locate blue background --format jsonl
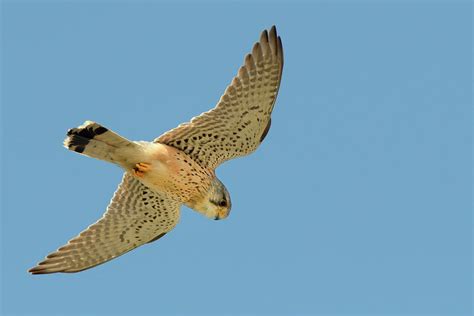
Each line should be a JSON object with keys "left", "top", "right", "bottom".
{"left": 1, "top": 1, "right": 472, "bottom": 315}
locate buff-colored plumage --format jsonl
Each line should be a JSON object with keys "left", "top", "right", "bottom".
{"left": 29, "top": 174, "right": 180, "bottom": 274}
{"left": 29, "top": 26, "right": 283, "bottom": 274}
{"left": 157, "top": 26, "right": 283, "bottom": 169}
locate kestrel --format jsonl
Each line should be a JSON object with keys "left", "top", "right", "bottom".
{"left": 29, "top": 26, "right": 283, "bottom": 274}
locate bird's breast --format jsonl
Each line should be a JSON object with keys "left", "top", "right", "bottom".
{"left": 135, "top": 142, "right": 213, "bottom": 203}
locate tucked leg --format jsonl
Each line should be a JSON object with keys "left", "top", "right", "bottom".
{"left": 133, "top": 162, "right": 152, "bottom": 178}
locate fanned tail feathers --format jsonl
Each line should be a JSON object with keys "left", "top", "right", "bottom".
{"left": 64, "top": 121, "right": 136, "bottom": 164}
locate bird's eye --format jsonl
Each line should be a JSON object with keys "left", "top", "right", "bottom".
{"left": 219, "top": 201, "right": 227, "bottom": 207}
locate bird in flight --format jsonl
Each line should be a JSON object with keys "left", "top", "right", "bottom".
{"left": 29, "top": 26, "right": 283, "bottom": 274}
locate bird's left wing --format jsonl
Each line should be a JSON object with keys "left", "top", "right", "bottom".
{"left": 29, "top": 173, "right": 181, "bottom": 274}
{"left": 155, "top": 26, "right": 283, "bottom": 170}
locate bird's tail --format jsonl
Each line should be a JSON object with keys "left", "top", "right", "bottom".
{"left": 64, "top": 121, "right": 138, "bottom": 167}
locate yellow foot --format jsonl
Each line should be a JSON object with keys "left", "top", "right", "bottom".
{"left": 133, "top": 162, "right": 152, "bottom": 178}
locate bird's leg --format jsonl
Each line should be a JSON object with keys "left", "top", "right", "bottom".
{"left": 133, "top": 162, "right": 152, "bottom": 178}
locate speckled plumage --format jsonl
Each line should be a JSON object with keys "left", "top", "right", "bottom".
{"left": 157, "top": 26, "right": 283, "bottom": 169}
{"left": 29, "top": 26, "right": 283, "bottom": 274}
{"left": 29, "top": 174, "right": 180, "bottom": 274}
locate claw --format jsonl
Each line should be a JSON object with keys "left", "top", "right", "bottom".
{"left": 133, "top": 162, "right": 151, "bottom": 178}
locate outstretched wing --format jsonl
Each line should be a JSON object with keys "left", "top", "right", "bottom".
{"left": 29, "top": 173, "right": 181, "bottom": 274}
{"left": 155, "top": 26, "right": 283, "bottom": 169}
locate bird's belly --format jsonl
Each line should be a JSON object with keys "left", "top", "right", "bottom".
{"left": 132, "top": 143, "right": 213, "bottom": 203}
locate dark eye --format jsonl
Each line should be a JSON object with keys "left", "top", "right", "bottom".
{"left": 219, "top": 201, "right": 227, "bottom": 207}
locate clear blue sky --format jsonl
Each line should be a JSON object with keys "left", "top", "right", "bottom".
{"left": 1, "top": 1, "right": 471, "bottom": 315}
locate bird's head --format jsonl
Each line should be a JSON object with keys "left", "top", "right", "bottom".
{"left": 188, "top": 177, "right": 231, "bottom": 220}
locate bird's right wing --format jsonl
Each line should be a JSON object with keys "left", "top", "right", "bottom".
{"left": 155, "top": 26, "right": 283, "bottom": 170}
{"left": 29, "top": 173, "right": 181, "bottom": 274}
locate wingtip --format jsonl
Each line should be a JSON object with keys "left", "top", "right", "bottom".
{"left": 28, "top": 259, "right": 52, "bottom": 274}
{"left": 277, "top": 36, "right": 284, "bottom": 65}
{"left": 260, "top": 29, "right": 269, "bottom": 43}
{"left": 28, "top": 262, "right": 66, "bottom": 275}
{"left": 260, "top": 26, "right": 278, "bottom": 43}
{"left": 28, "top": 265, "right": 50, "bottom": 275}
{"left": 269, "top": 25, "right": 277, "bottom": 39}
{"left": 252, "top": 42, "right": 264, "bottom": 62}
{"left": 244, "top": 53, "right": 256, "bottom": 70}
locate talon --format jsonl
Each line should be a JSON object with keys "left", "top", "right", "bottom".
{"left": 133, "top": 162, "right": 151, "bottom": 178}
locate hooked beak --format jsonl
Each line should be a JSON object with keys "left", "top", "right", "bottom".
{"left": 214, "top": 208, "right": 230, "bottom": 220}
